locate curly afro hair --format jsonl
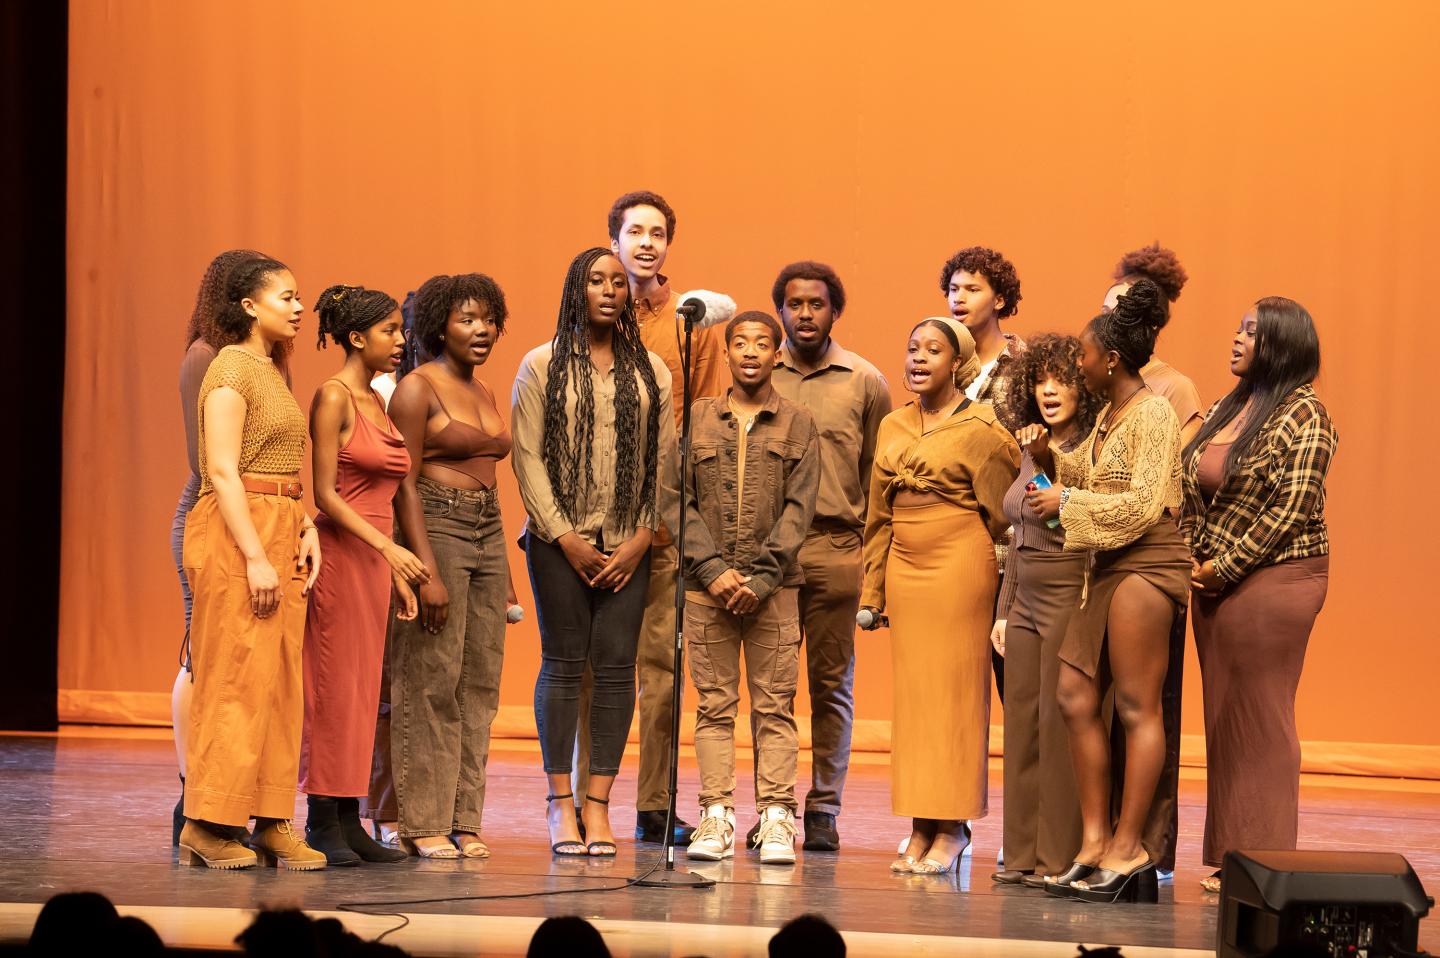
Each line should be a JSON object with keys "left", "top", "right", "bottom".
{"left": 1003, "top": 333, "right": 1105, "bottom": 438}
{"left": 1087, "top": 277, "right": 1170, "bottom": 372}
{"left": 1113, "top": 242, "right": 1188, "bottom": 303}
{"left": 937, "top": 246, "right": 1022, "bottom": 318}
{"left": 411, "top": 273, "right": 508, "bottom": 358}
{"left": 770, "top": 261, "right": 846, "bottom": 316}
{"left": 607, "top": 190, "right": 677, "bottom": 242}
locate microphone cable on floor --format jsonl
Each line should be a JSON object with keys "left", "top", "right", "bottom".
{"left": 336, "top": 852, "right": 671, "bottom": 944}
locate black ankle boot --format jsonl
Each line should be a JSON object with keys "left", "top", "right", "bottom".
{"left": 305, "top": 796, "right": 361, "bottom": 866}
{"left": 337, "top": 797, "right": 406, "bottom": 863}
{"left": 173, "top": 774, "right": 185, "bottom": 846}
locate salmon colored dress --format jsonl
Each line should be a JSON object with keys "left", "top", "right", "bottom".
{"left": 300, "top": 385, "right": 410, "bottom": 798}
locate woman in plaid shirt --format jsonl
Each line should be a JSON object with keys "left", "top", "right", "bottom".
{"left": 1182, "top": 297, "right": 1336, "bottom": 894}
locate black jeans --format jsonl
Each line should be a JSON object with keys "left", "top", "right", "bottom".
{"left": 526, "top": 531, "right": 651, "bottom": 777}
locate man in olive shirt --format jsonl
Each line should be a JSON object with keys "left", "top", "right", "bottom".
{"left": 757, "top": 261, "right": 891, "bottom": 850}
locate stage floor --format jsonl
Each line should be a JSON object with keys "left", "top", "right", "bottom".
{"left": 0, "top": 729, "right": 1436, "bottom": 956}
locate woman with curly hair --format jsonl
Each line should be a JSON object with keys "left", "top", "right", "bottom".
{"left": 169, "top": 248, "right": 265, "bottom": 846}
{"left": 1018, "top": 280, "right": 1190, "bottom": 903}
{"left": 298, "top": 284, "right": 422, "bottom": 866}
{"left": 860, "top": 318, "right": 1019, "bottom": 875}
{"left": 511, "top": 247, "right": 674, "bottom": 857}
{"left": 179, "top": 255, "right": 325, "bottom": 870}
{"left": 989, "top": 335, "right": 1103, "bottom": 888}
{"left": 386, "top": 272, "right": 515, "bottom": 859}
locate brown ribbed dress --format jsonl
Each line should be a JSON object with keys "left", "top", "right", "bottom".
{"left": 862, "top": 400, "right": 1020, "bottom": 820}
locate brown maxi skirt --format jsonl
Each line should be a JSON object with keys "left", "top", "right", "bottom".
{"left": 887, "top": 501, "right": 995, "bottom": 820}
{"left": 1193, "top": 554, "right": 1329, "bottom": 866}
{"left": 182, "top": 489, "right": 309, "bottom": 825}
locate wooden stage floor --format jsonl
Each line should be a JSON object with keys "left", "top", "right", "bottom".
{"left": 0, "top": 729, "right": 1436, "bottom": 956}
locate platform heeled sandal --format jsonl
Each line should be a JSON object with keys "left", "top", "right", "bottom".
{"left": 1043, "top": 860, "right": 1100, "bottom": 898}
{"left": 547, "top": 793, "right": 588, "bottom": 857}
{"left": 1070, "top": 858, "right": 1159, "bottom": 904}
{"left": 583, "top": 795, "right": 617, "bottom": 857}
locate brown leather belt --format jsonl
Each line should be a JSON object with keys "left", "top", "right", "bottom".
{"left": 241, "top": 476, "right": 304, "bottom": 499}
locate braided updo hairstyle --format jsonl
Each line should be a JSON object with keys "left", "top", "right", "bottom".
{"left": 314, "top": 284, "right": 399, "bottom": 351}
{"left": 542, "top": 247, "right": 662, "bottom": 532}
{"left": 186, "top": 249, "right": 264, "bottom": 348}
{"left": 1086, "top": 277, "right": 1169, "bottom": 373}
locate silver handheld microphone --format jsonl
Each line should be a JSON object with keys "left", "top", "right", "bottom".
{"left": 855, "top": 609, "right": 889, "bottom": 631}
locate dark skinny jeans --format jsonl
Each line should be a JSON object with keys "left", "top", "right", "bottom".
{"left": 525, "top": 531, "right": 650, "bottom": 777}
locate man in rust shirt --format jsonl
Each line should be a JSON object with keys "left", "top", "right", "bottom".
{"left": 760, "top": 261, "right": 890, "bottom": 852}
{"left": 571, "top": 190, "right": 727, "bottom": 845}
{"left": 682, "top": 310, "right": 819, "bottom": 865}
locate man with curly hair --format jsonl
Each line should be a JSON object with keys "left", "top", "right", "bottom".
{"left": 939, "top": 246, "right": 1028, "bottom": 715}
{"left": 939, "top": 246, "right": 1027, "bottom": 427}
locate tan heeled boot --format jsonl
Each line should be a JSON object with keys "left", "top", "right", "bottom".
{"left": 250, "top": 819, "right": 327, "bottom": 871}
{"left": 178, "top": 820, "right": 257, "bottom": 869}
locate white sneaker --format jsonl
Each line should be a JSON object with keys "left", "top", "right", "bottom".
{"left": 686, "top": 804, "right": 735, "bottom": 861}
{"left": 755, "top": 806, "right": 797, "bottom": 865}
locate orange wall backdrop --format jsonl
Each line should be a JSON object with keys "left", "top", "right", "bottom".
{"left": 63, "top": 2, "right": 1440, "bottom": 769}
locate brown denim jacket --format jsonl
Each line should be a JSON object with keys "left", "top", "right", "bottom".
{"left": 683, "top": 388, "right": 820, "bottom": 601}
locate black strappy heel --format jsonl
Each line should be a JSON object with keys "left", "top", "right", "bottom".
{"left": 583, "top": 795, "right": 617, "bottom": 857}
{"left": 546, "top": 793, "right": 588, "bottom": 857}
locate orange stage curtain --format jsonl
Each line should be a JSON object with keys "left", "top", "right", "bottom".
{"left": 62, "top": 1, "right": 1440, "bottom": 777}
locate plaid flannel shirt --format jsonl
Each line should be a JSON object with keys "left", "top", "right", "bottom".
{"left": 1180, "top": 385, "right": 1336, "bottom": 584}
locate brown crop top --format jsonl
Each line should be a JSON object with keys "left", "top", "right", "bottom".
{"left": 414, "top": 371, "right": 512, "bottom": 486}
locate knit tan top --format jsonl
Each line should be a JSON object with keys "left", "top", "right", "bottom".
{"left": 1054, "top": 394, "right": 1182, "bottom": 552}
{"left": 196, "top": 346, "right": 307, "bottom": 497}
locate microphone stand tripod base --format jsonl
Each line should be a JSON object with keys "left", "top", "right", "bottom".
{"left": 634, "top": 866, "right": 716, "bottom": 889}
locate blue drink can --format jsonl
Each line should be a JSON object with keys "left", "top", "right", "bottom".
{"left": 1030, "top": 472, "right": 1062, "bottom": 529}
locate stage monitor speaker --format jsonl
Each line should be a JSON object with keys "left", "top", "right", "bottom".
{"left": 1218, "top": 850, "right": 1432, "bottom": 958}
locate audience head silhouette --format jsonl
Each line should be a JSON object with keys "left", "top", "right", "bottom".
{"left": 527, "top": 915, "right": 612, "bottom": 958}
{"left": 770, "top": 913, "right": 846, "bottom": 957}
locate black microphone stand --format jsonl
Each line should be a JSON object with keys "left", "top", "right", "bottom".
{"left": 635, "top": 305, "right": 714, "bottom": 890}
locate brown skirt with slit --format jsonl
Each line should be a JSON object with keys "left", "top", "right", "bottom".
{"left": 1059, "top": 521, "right": 1191, "bottom": 678}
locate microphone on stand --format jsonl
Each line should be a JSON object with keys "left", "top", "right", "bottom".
{"left": 675, "top": 290, "right": 736, "bottom": 330}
